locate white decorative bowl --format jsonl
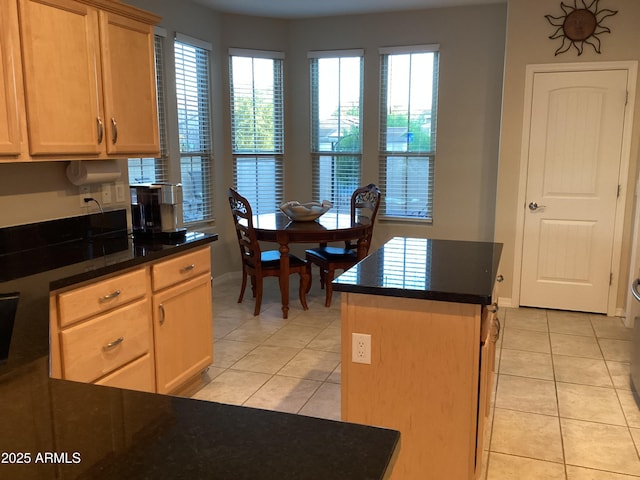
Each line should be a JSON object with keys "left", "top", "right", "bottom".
{"left": 279, "top": 200, "right": 332, "bottom": 222}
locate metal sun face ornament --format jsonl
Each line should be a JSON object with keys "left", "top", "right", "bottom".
{"left": 545, "top": 0, "right": 618, "bottom": 56}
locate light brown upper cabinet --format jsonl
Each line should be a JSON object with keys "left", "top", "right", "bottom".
{"left": 99, "top": 10, "right": 160, "bottom": 155}
{"left": 16, "top": 0, "right": 160, "bottom": 159}
{"left": 0, "top": 1, "right": 27, "bottom": 160}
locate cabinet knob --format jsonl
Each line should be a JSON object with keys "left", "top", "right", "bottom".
{"left": 496, "top": 274, "right": 504, "bottom": 283}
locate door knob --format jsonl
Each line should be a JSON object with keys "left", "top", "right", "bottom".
{"left": 528, "top": 202, "right": 546, "bottom": 211}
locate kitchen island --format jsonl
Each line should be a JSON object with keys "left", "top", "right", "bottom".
{"left": 0, "top": 211, "right": 399, "bottom": 479}
{"left": 334, "top": 236, "right": 502, "bottom": 480}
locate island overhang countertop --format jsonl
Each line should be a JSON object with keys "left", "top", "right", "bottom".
{"left": 333, "top": 236, "right": 503, "bottom": 305}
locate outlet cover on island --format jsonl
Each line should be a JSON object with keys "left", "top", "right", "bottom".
{"left": 352, "top": 333, "right": 371, "bottom": 364}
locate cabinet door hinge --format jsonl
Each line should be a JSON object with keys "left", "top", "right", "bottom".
{"left": 610, "top": 272, "right": 613, "bottom": 285}
{"left": 617, "top": 185, "right": 622, "bottom": 198}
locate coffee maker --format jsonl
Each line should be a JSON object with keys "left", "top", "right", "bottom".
{"left": 130, "top": 183, "right": 186, "bottom": 240}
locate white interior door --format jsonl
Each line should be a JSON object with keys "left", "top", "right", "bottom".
{"left": 520, "top": 69, "right": 628, "bottom": 314}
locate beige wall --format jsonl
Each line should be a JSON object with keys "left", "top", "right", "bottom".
{"left": 496, "top": 0, "right": 640, "bottom": 310}
{"left": 1, "top": 0, "right": 506, "bottom": 280}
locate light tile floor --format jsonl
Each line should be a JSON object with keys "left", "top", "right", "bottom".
{"left": 193, "top": 276, "right": 640, "bottom": 479}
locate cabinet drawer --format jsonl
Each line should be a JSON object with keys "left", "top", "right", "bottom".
{"left": 95, "top": 352, "right": 155, "bottom": 393}
{"left": 60, "top": 298, "right": 151, "bottom": 383}
{"left": 57, "top": 268, "right": 147, "bottom": 327}
{"left": 152, "top": 247, "right": 211, "bottom": 292}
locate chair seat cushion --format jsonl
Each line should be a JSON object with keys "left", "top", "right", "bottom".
{"left": 305, "top": 246, "right": 358, "bottom": 262}
{"left": 260, "top": 250, "right": 307, "bottom": 268}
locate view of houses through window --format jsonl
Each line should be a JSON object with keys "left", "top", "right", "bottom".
{"left": 379, "top": 45, "right": 439, "bottom": 221}
{"left": 310, "top": 51, "right": 363, "bottom": 214}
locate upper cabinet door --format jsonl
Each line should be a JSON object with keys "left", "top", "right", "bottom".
{"left": 18, "top": 0, "right": 103, "bottom": 156}
{"left": 0, "top": 1, "right": 26, "bottom": 158}
{"left": 99, "top": 11, "right": 159, "bottom": 156}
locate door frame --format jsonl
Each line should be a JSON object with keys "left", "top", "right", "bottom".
{"left": 512, "top": 61, "right": 637, "bottom": 316}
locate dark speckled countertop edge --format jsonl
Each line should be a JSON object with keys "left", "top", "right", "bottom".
{"left": 49, "top": 233, "right": 218, "bottom": 291}
{"left": 335, "top": 284, "right": 494, "bottom": 305}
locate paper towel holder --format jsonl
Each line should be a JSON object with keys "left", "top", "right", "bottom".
{"left": 66, "top": 160, "right": 122, "bottom": 186}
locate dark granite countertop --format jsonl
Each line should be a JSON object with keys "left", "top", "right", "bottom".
{"left": 333, "top": 236, "right": 503, "bottom": 305}
{"left": 0, "top": 211, "right": 399, "bottom": 479}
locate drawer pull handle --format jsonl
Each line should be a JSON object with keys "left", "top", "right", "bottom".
{"left": 103, "top": 336, "right": 124, "bottom": 350}
{"left": 159, "top": 304, "right": 166, "bottom": 325}
{"left": 181, "top": 264, "right": 195, "bottom": 273}
{"left": 99, "top": 290, "right": 121, "bottom": 303}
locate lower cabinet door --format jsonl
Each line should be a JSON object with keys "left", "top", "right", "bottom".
{"left": 95, "top": 353, "right": 155, "bottom": 393}
{"left": 153, "top": 273, "right": 213, "bottom": 394}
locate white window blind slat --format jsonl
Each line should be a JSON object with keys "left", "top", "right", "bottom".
{"left": 230, "top": 51, "right": 284, "bottom": 214}
{"left": 310, "top": 54, "right": 363, "bottom": 215}
{"left": 379, "top": 48, "right": 439, "bottom": 221}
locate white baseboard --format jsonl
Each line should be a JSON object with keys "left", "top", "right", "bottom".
{"left": 498, "top": 297, "right": 514, "bottom": 309}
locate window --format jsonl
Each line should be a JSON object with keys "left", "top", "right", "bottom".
{"left": 309, "top": 50, "right": 363, "bottom": 214}
{"left": 379, "top": 45, "right": 439, "bottom": 221}
{"left": 128, "top": 32, "right": 168, "bottom": 185}
{"left": 175, "top": 34, "right": 213, "bottom": 224}
{"left": 229, "top": 49, "right": 284, "bottom": 214}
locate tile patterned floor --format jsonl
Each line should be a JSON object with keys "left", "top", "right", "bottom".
{"left": 194, "top": 275, "right": 640, "bottom": 479}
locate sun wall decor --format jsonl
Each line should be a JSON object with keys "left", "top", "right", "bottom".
{"left": 545, "top": 0, "right": 618, "bottom": 56}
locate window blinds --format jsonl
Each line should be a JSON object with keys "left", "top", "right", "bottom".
{"left": 175, "top": 36, "right": 213, "bottom": 224}
{"left": 378, "top": 46, "right": 439, "bottom": 221}
{"left": 230, "top": 51, "right": 284, "bottom": 214}
{"left": 309, "top": 53, "right": 363, "bottom": 215}
{"left": 128, "top": 33, "right": 168, "bottom": 185}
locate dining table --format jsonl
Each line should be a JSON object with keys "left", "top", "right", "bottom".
{"left": 251, "top": 211, "right": 373, "bottom": 318}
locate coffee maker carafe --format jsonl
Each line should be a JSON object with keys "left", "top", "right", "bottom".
{"left": 131, "top": 183, "right": 186, "bottom": 240}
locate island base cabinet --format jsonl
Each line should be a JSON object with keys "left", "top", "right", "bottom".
{"left": 341, "top": 293, "right": 485, "bottom": 480}
{"left": 153, "top": 273, "right": 213, "bottom": 395}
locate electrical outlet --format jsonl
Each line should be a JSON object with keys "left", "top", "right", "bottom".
{"left": 352, "top": 333, "right": 371, "bottom": 364}
{"left": 79, "top": 185, "right": 91, "bottom": 208}
{"left": 101, "top": 183, "right": 112, "bottom": 205}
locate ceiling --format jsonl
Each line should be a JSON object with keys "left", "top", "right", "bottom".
{"left": 190, "top": 0, "right": 505, "bottom": 19}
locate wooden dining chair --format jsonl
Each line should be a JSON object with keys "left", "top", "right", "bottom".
{"left": 305, "top": 184, "right": 381, "bottom": 307}
{"left": 228, "top": 188, "right": 310, "bottom": 316}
